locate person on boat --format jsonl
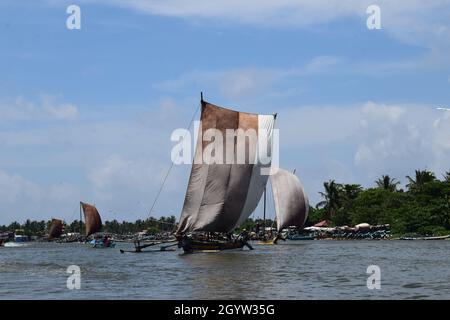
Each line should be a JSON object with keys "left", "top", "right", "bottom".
{"left": 103, "top": 235, "right": 110, "bottom": 247}
{"left": 240, "top": 229, "right": 249, "bottom": 242}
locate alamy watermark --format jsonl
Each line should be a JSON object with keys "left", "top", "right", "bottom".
{"left": 366, "top": 265, "right": 381, "bottom": 289}
{"left": 366, "top": 5, "right": 382, "bottom": 30}
{"left": 66, "top": 5, "right": 81, "bottom": 30}
{"left": 67, "top": 265, "right": 81, "bottom": 290}
{"left": 170, "top": 121, "right": 279, "bottom": 175}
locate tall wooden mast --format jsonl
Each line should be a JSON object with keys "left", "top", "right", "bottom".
{"left": 79, "top": 202, "right": 82, "bottom": 235}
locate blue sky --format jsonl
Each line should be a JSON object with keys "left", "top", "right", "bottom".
{"left": 1, "top": 0, "right": 450, "bottom": 224}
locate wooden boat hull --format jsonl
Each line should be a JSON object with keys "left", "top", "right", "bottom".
{"left": 257, "top": 239, "right": 275, "bottom": 245}
{"left": 180, "top": 239, "right": 246, "bottom": 253}
{"left": 120, "top": 248, "right": 176, "bottom": 254}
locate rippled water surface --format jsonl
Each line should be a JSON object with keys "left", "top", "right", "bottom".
{"left": 1, "top": 241, "right": 449, "bottom": 299}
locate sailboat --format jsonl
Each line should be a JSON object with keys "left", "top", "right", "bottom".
{"left": 257, "top": 169, "right": 309, "bottom": 244}
{"left": 270, "top": 168, "right": 309, "bottom": 243}
{"left": 79, "top": 202, "right": 114, "bottom": 248}
{"left": 80, "top": 202, "right": 102, "bottom": 237}
{"left": 48, "top": 219, "right": 64, "bottom": 240}
{"left": 175, "top": 96, "right": 276, "bottom": 253}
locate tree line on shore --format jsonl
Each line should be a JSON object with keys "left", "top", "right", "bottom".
{"left": 307, "top": 170, "right": 450, "bottom": 236}
{"left": 1, "top": 170, "right": 449, "bottom": 237}
{"left": 0, "top": 216, "right": 177, "bottom": 237}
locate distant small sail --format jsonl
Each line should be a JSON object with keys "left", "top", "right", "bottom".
{"left": 48, "top": 219, "right": 63, "bottom": 239}
{"left": 176, "top": 100, "right": 275, "bottom": 234}
{"left": 81, "top": 202, "right": 102, "bottom": 236}
{"left": 271, "top": 168, "right": 309, "bottom": 232}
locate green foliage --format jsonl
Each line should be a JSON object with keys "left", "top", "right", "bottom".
{"left": 406, "top": 169, "right": 437, "bottom": 193}
{"left": 316, "top": 171, "right": 450, "bottom": 236}
{"left": 305, "top": 207, "right": 325, "bottom": 226}
{"left": 375, "top": 175, "right": 400, "bottom": 192}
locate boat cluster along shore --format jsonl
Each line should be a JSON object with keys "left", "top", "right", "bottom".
{"left": 1, "top": 97, "right": 450, "bottom": 252}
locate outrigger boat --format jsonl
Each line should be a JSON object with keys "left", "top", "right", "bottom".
{"left": 120, "top": 240, "right": 178, "bottom": 254}
{"left": 79, "top": 202, "right": 116, "bottom": 248}
{"left": 175, "top": 95, "right": 275, "bottom": 253}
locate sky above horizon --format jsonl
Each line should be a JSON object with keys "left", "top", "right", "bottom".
{"left": 1, "top": 0, "right": 450, "bottom": 224}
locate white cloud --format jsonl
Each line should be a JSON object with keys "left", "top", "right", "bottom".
{"left": 0, "top": 97, "right": 193, "bottom": 223}
{"left": 0, "top": 95, "right": 78, "bottom": 122}
{"left": 0, "top": 169, "right": 79, "bottom": 223}
{"left": 0, "top": 170, "right": 40, "bottom": 205}
{"left": 278, "top": 101, "right": 450, "bottom": 200}
{"left": 154, "top": 56, "right": 341, "bottom": 100}
{"left": 155, "top": 68, "right": 284, "bottom": 99}
{"left": 34, "top": 1, "right": 450, "bottom": 59}
{"left": 154, "top": 52, "right": 440, "bottom": 102}
{"left": 90, "top": 0, "right": 450, "bottom": 50}
{"left": 41, "top": 95, "right": 78, "bottom": 120}
{"left": 88, "top": 154, "right": 163, "bottom": 201}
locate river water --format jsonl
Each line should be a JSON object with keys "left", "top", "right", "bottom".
{"left": 1, "top": 240, "right": 449, "bottom": 299}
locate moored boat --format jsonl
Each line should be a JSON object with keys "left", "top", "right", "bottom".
{"left": 287, "top": 234, "right": 315, "bottom": 240}
{"left": 400, "top": 235, "right": 450, "bottom": 240}
{"left": 90, "top": 238, "right": 116, "bottom": 248}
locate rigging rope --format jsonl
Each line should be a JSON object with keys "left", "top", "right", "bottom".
{"left": 147, "top": 101, "right": 201, "bottom": 220}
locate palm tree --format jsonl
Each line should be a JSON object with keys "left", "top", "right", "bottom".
{"left": 375, "top": 175, "right": 400, "bottom": 192}
{"left": 406, "top": 169, "right": 436, "bottom": 192}
{"left": 443, "top": 171, "right": 450, "bottom": 182}
{"left": 342, "top": 184, "right": 363, "bottom": 201}
{"left": 316, "top": 180, "right": 342, "bottom": 220}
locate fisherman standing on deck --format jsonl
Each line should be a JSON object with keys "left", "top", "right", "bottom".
{"left": 240, "top": 229, "right": 249, "bottom": 242}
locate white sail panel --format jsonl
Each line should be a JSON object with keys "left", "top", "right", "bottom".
{"left": 271, "top": 168, "right": 309, "bottom": 232}
{"left": 234, "top": 114, "right": 275, "bottom": 228}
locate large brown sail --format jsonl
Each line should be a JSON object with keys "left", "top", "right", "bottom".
{"left": 177, "top": 100, "right": 275, "bottom": 234}
{"left": 48, "top": 219, "right": 63, "bottom": 239}
{"left": 81, "top": 202, "right": 102, "bottom": 236}
{"left": 271, "top": 168, "right": 309, "bottom": 232}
